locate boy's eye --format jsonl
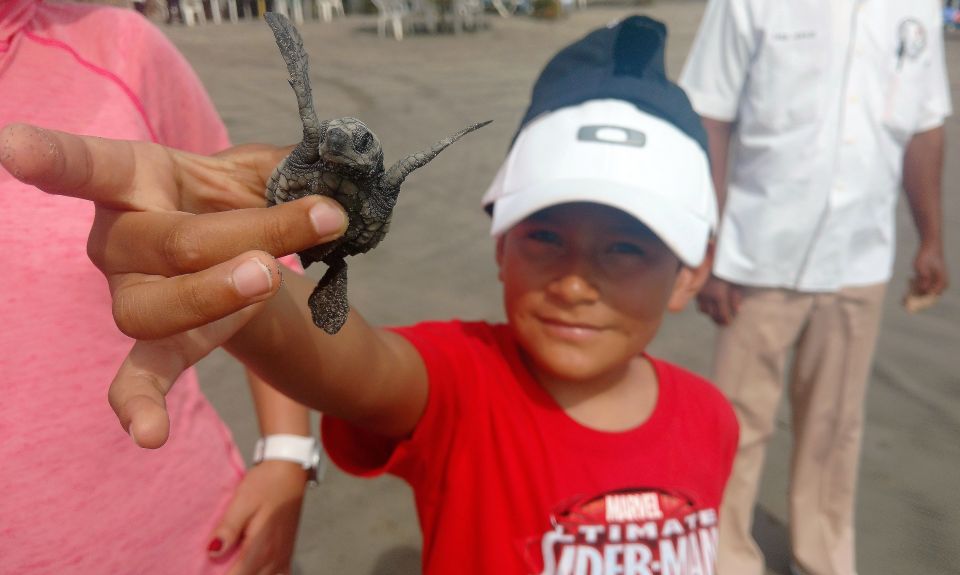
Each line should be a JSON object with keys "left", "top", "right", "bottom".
{"left": 527, "top": 229, "right": 562, "bottom": 245}
{"left": 608, "top": 242, "right": 646, "bottom": 256}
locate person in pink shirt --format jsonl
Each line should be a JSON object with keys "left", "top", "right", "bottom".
{"left": 0, "top": 2, "right": 314, "bottom": 573}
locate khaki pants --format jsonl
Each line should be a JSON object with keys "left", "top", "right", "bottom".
{"left": 714, "top": 284, "right": 886, "bottom": 575}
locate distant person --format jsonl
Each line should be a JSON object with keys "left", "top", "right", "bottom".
{"left": 3, "top": 16, "right": 738, "bottom": 574}
{"left": 679, "top": 2, "right": 951, "bottom": 574}
{"left": 0, "top": 1, "right": 315, "bottom": 573}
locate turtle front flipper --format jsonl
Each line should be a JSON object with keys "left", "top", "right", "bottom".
{"left": 381, "top": 120, "right": 492, "bottom": 191}
{"left": 308, "top": 257, "right": 350, "bottom": 334}
{"left": 265, "top": 13, "right": 322, "bottom": 154}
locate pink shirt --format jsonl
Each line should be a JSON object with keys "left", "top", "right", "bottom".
{"left": 0, "top": 2, "right": 244, "bottom": 572}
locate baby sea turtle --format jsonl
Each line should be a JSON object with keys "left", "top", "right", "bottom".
{"left": 264, "top": 13, "right": 490, "bottom": 334}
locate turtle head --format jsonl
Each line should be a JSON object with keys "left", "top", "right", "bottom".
{"left": 319, "top": 117, "right": 384, "bottom": 176}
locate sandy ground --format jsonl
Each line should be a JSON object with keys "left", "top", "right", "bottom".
{"left": 161, "top": 3, "right": 960, "bottom": 573}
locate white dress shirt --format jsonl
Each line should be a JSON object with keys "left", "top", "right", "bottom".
{"left": 679, "top": 0, "right": 952, "bottom": 291}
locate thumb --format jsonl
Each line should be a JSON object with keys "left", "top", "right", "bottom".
{"left": 729, "top": 285, "right": 743, "bottom": 316}
{"left": 108, "top": 305, "right": 264, "bottom": 449}
{"left": 107, "top": 339, "right": 184, "bottom": 449}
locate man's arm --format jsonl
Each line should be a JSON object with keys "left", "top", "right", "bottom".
{"left": 902, "top": 126, "right": 949, "bottom": 295}
{"left": 696, "top": 116, "right": 742, "bottom": 326}
{"left": 702, "top": 117, "right": 734, "bottom": 214}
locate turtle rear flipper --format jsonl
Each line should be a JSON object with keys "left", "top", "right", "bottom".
{"left": 308, "top": 258, "right": 350, "bottom": 334}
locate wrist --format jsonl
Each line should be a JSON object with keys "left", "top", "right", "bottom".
{"left": 252, "top": 434, "right": 325, "bottom": 486}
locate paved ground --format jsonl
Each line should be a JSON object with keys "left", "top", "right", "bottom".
{"left": 163, "top": 3, "right": 960, "bottom": 573}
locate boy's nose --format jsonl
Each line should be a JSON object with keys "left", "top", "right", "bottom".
{"left": 546, "top": 258, "right": 600, "bottom": 304}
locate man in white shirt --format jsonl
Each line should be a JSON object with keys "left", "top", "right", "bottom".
{"left": 679, "top": 2, "right": 951, "bottom": 574}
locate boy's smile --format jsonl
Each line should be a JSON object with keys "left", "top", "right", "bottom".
{"left": 497, "top": 202, "right": 698, "bottom": 394}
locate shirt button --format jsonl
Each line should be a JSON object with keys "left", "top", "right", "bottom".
{"left": 849, "top": 95, "right": 861, "bottom": 105}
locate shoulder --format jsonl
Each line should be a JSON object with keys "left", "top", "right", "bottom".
{"left": 392, "top": 319, "right": 500, "bottom": 345}
{"left": 35, "top": 2, "right": 168, "bottom": 51}
{"left": 30, "top": 2, "right": 182, "bottom": 85}
{"left": 391, "top": 320, "right": 505, "bottom": 365}
{"left": 653, "top": 358, "right": 738, "bottom": 435}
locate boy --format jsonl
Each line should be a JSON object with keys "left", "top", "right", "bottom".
{"left": 1, "top": 15, "right": 737, "bottom": 574}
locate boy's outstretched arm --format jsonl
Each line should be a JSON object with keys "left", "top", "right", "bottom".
{"left": 228, "top": 275, "right": 429, "bottom": 439}
{"left": 0, "top": 123, "right": 428, "bottom": 447}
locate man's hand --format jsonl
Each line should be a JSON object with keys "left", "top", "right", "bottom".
{"left": 912, "top": 243, "right": 949, "bottom": 296}
{"left": 0, "top": 123, "right": 347, "bottom": 448}
{"left": 696, "top": 275, "right": 743, "bottom": 326}
{"left": 208, "top": 462, "right": 308, "bottom": 575}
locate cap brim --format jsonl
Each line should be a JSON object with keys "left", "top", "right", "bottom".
{"left": 490, "top": 179, "right": 711, "bottom": 267}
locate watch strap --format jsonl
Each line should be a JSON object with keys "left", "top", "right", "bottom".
{"left": 253, "top": 434, "right": 323, "bottom": 484}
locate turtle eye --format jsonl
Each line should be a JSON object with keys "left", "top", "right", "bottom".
{"left": 355, "top": 131, "right": 372, "bottom": 154}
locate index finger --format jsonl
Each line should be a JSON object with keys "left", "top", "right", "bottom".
{"left": 0, "top": 123, "right": 156, "bottom": 208}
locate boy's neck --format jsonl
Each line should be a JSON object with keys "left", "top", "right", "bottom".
{"left": 531, "top": 355, "right": 660, "bottom": 433}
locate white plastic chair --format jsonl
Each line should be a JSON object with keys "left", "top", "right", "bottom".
{"left": 371, "top": 0, "right": 408, "bottom": 40}
{"left": 181, "top": 0, "right": 206, "bottom": 25}
{"left": 221, "top": 0, "right": 240, "bottom": 22}
{"left": 451, "top": 0, "right": 483, "bottom": 33}
{"left": 408, "top": 0, "right": 438, "bottom": 33}
{"left": 273, "top": 0, "right": 304, "bottom": 24}
{"left": 307, "top": 0, "right": 344, "bottom": 22}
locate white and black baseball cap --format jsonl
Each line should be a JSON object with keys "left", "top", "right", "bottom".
{"left": 482, "top": 16, "right": 717, "bottom": 267}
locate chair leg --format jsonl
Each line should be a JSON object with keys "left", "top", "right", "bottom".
{"left": 321, "top": 2, "right": 332, "bottom": 21}
{"left": 210, "top": 0, "right": 223, "bottom": 23}
{"left": 392, "top": 15, "right": 403, "bottom": 40}
{"left": 228, "top": 0, "right": 238, "bottom": 21}
{"left": 378, "top": 15, "right": 387, "bottom": 37}
{"left": 292, "top": 0, "right": 304, "bottom": 22}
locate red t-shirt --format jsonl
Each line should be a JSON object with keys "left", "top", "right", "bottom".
{"left": 323, "top": 321, "right": 739, "bottom": 575}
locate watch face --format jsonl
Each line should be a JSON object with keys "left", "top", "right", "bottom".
{"left": 308, "top": 443, "right": 324, "bottom": 484}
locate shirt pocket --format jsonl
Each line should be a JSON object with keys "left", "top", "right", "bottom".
{"left": 881, "top": 51, "right": 928, "bottom": 142}
{"left": 744, "top": 23, "right": 828, "bottom": 132}
{"left": 875, "top": 13, "right": 935, "bottom": 141}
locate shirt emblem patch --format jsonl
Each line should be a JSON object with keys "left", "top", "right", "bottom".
{"left": 897, "top": 19, "right": 927, "bottom": 62}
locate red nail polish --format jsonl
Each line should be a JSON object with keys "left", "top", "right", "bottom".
{"left": 208, "top": 538, "right": 223, "bottom": 553}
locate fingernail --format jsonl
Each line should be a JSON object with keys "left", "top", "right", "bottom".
{"left": 207, "top": 537, "right": 223, "bottom": 554}
{"left": 129, "top": 426, "right": 138, "bottom": 446}
{"left": 310, "top": 201, "right": 345, "bottom": 235}
{"left": 232, "top": 259, "right": 273, "bottom": 298}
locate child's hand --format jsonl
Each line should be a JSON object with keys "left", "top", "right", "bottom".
{"left": 208, "top": 461, "right": 308, "bottom": 575}
{"left": 0, "top": 123, "right": 347, "bottom": 447}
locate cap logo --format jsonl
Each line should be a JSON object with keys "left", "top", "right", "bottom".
{"left": 577, "top": 125, "right": 646, "bottom": 148}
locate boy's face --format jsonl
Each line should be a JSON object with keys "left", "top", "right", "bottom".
{"left": 496, "top": 202, "right": 704, "bottom": 385}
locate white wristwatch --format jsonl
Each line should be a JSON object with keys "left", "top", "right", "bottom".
{"left": 253, "top": 434, "right": 325, "bottom": 486}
